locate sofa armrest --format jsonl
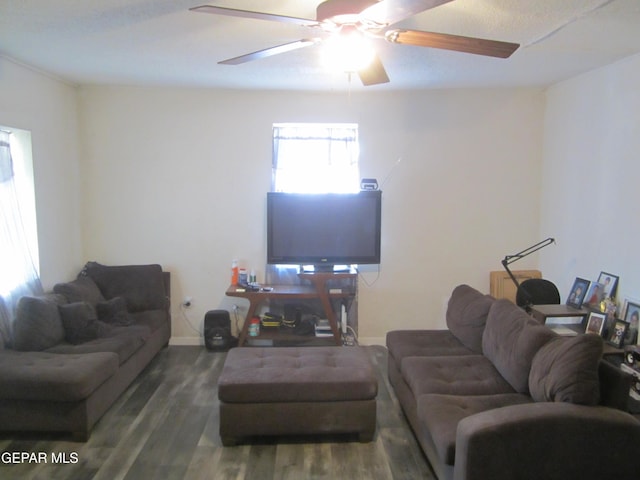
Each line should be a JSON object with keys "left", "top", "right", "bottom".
{"left": 599, "top": 358, "right": 632, "bottom": 410}
{"left": 454, "top": 402, "right": 640, "bottom": 480}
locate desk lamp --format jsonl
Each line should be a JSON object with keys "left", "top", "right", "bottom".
{"left": 501, "top": 238, "right": 556, "bottom": 309}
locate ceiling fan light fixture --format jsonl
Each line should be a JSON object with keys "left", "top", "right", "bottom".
{"left": 316, "top": 0, "right": 378, "bottom": 23}
{"left": 321, "top": 28, "right": 375, "bottom": 73}
{"left": 191, "top": 0, "right": 519, "bottom": 85}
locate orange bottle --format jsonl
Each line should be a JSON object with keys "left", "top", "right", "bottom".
{"left": 231, "top": 260, "right": 239, "bottom": 285}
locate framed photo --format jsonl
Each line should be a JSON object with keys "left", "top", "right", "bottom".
{"left": 622, "top": 299, "right": 640, "bottom": 345}
{"left": 566, "top": 277, "right": 589, "bottom": 308}
{"left": 607, "top": 319, "right": 629, "bottom": 348}
{"left": 597, "top": 272, "right": 619, "bottom": 299}
{"left": 585, "top": 312, "right": 605, "bottom": 336}
{"left": 584, "top": 281, "right": 606, "bottom": 307}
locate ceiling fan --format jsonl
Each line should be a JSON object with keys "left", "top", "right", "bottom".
{"left": 190, "top": 0, "right": 519, "bottom": 86}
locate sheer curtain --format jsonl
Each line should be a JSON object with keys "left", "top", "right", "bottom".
{"left": 272, "top": 124, "right": 360, "bottom": 193}
{"left": 0, "top": 130, "right": 42, "bottom": 346}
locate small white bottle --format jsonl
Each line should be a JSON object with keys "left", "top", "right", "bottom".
{"left": 239, "top": 268, "right": 248, "bottom": 285}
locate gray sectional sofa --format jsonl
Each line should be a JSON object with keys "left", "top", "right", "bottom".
{"left": 0, "top": 263, "right": 171, "bottom": 440}
{"left": 387, "top": 284, "right": 640, "bottom": 480}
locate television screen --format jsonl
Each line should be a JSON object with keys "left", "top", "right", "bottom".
{"left": 267, "top": 191, "right": 382, "bottom": 267}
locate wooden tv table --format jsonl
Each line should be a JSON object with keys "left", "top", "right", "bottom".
{"left": 226, "top": 271, "right": 356, "bottom": 346}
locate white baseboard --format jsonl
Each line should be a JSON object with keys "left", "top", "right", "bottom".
{"left": 169, "top": 336, "right": 202, "bottom": 346}
{"left": 358, "top": 337, "right": 385, "bottom": 346}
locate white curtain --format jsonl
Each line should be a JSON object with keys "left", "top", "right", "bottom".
{"left": 272, "top": 124, "right": 360, "bottom": 193}
{"left": 0, "top": 130, "right": 42, "bottom": 346}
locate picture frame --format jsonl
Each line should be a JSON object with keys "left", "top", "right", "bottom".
{"left": 566, "top": 277, "right": 589, "bottom": 308}
{"left": 607, "top": 319, "right": 629, "bottom": 348}
{"left": 584, "top": 281, "right": 606, "bottom": 307}
{"left": 622, "top": 299, "right": 640, "bottom": 345}
{"left": 585, "top": 311, "right": 605, "bottom": 336}
{"left": 597, "top": 272, "right": 619, "bottom": 299}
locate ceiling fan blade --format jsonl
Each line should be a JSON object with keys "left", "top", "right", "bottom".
{"left": 385, "top": 29, "right": 519, "bottom": 58}
{"left": 218, "top": 39, "right": 319, "bottom": 65}
{"left": 358, "top": 53, "right": 390, "bottom": 86}
{"left": 190, "top": 5, "right": 318, "bottom": 27}
{"left": 361, "top": 0, "right": 453, "bottom": 26}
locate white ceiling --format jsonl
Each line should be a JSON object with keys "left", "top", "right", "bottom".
{"left": 1, "top": 0, "right": 640, "bottom": 91}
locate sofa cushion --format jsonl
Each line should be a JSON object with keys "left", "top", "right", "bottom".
{"left": 529, "top": 334, "right": 603, "bottom": 405}
{"left": 13, "top": 294, "right": 67, "bottom": 351}
{"left": 418, "top": 393, "right": 532, "bottom": 465}
{"left": 96, "top": 296, "right": 135, "bottom": 326}
{"left": 53, "top": 275, "right": 105, "bottom": 306}
{"left": 45, "top": 325, "right": 151, "bottom": 365}
{"left": 131, "top": 309, "right": 168, "bottom": 333}
{"left": 446, "top": 285, "right": 494, "bottom": 354}
{"left": 482, "top": 299, "right": 556, "bottom": 393}
{"left": 400, "top": 355, "right": 515, "bottom": 397}
{"left": 0, "top": 350, "right": 119, "bottom": 402}
{"left": 218, "top": 346, "right": 377, "bottom": 403}
{"left": 58, "top": 302, "right": 113, "bottom": 345}
{"left": 386, "top": 330, "right": 474, "bottom": 363}
{"left": 82, "top": 262, "right": 166, "bottom": 312}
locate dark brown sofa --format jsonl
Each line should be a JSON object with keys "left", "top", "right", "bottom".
{"left": 387, "top": 284, "right": 640, "bottom": 480}
{"left": 0, "top": 263, "right": 171, "bottom": 440}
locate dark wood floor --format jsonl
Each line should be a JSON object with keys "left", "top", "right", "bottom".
{"left": 0, "top": 345, "right": 435, "bottom": 480}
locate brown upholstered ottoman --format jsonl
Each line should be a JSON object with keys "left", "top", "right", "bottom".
{"left": 218, "top": 346, "right": 378, "bottom": 446}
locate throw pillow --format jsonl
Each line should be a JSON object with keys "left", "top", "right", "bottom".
{"left": 529, "top": 334, "right": 603, "bottom": 405}
{"left": 53, "top": 275, "right": 105, "bottom": 305}
{"left": 446, "top": 284, "right": 494, "bottom": 354}
{"left": 482, "top": 299, "right": 556, "bottom": 393}
{"left": 58, "top": 302, "right": 113, "bottom": 345}
{"left": 13, "top": 295, "right": 67, "bottom": 351}
{"left": 96, "top": 296, "right": 135, "bottom": 326}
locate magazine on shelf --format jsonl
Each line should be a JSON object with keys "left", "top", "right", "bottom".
{"left": 315, "top": 319, "right": 333, "bottom": 337}
{"left": 621, "top": 363, "right": 640, "bottom": 401}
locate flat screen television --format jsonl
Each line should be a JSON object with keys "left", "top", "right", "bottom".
{"left": 267, "top": 191, "right": 382, "bottom": 269}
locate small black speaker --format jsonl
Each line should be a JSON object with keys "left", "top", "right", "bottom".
{"left": 204, "top": 310, "right": 237, "bottom": 352}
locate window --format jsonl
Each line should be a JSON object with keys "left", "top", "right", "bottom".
{"left": 272, "top": 123, "right": 360, "bottom": 193}
{"left": 0, "top": 127, "right": 41, "bottom": 342}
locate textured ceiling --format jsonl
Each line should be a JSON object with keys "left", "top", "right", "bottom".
{"left": 1, "top": 0, "right": 640, "bottom": 91}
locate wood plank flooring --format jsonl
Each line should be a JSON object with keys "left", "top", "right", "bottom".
{"left": 0, "top": 346, "right": 435, "bottom": 480}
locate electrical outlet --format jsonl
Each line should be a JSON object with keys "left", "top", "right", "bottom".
{"left": 182, "top": 296, "right": 193, "bottom": 308}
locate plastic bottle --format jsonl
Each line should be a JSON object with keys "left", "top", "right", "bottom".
{"left": 249, "top": 316, "right": 260, "bottom": 337}
{"left": 231, "top": 260, "right": 239, "bottom": 286}
{"left": 239, "top": 268, "right": 248, "bottom": 285}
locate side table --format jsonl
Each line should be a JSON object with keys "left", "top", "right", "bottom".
{"left": 529, "top": 304, "right": 589, "bottom": 325}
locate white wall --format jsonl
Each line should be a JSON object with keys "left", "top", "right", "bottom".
{"left": 78, "top": 86, "right": 545, "bottom": 343}
{"left": 0, "top": 57, "right": 83, "bottom": 288}
{"left": 6, "top": 48, "right": 638, "bottom": 345}
{"left": 540, "top": 53, "right": 640, "bottom": 317}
